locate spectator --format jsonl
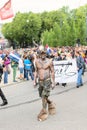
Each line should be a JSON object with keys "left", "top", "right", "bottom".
{"left": 11, "top": 60, "right": 18, "bottom": 82}
{"left": 23, "top": 50, "right": 28, "bottom": 80}
{"left": 24, "top": 56, "right": 34, "bottom": 81}
{"left": 75, "top": 51, "right": 84, "bottom": 88}
{"left": 3, "top": 55, "right": 10, "bottom": 84}
{"left": 61, "top": 53, "right": 67, "bottom": 87}
{"left": 0, "top": 64, "right": 8, "bottom": 106}
{"left": 18, "top": 57, "right": 24, "bottom": 80}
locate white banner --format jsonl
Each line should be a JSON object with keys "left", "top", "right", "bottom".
{"left": 53, "top": 59, "right": 78, "bottom": 83}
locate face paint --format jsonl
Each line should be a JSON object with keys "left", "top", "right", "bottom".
{"left": 41, "top": 53, "right": 46, "bottom": 60}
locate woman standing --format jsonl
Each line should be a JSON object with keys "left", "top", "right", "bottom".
{"left": 3, "top": 55, "right": 10, "bottom": 84}
{"left": 18, "top": 57, "right": 24, "bottom": 80}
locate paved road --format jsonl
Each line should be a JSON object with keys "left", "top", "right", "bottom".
{"left": 0, "top": 72, "right": 87, "bottom": 130}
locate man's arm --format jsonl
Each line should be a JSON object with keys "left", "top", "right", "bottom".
{"left": 50, "top": 60, "right": 55, "bottom": 89}
{"left": 33, "top": 61, "right": 38, "bottom": 86}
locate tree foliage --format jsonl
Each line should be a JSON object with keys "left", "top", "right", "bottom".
{"left": 1, "top": 4, "right": 87, "bottom": 47}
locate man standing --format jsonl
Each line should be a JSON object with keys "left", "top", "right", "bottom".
{"left": 34, "top": 45, "right": 56, "bottom": 121}
{"left": 11, "top": 60, "right": 18, "bottom": 82}
{"left": 75, "top": 51, "right": 84, "bottom": 88}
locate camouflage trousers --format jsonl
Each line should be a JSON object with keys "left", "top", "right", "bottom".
{"left": 38, "top": 79, "right": 51, "bottom": 98}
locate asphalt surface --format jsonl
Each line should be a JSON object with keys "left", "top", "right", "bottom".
{"left": 0, "top": 72, "right": 87, "bottom": 130}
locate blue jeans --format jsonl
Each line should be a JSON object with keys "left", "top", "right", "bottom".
{"left": 4, "top": 71, "right": 8, "bottom": 84}
{"left": 24, "top": 69, "right": 26, "bottom": 79}
{"left": 25, "top": 69, "right": 34, "bottom": 80}
{"left": 29, "top": 69, "right": 34, "bottom": 80}
{"left": 77, "top": 68, "right": 83, "bottom": 86}
{"left": 19, "top": 67, "right": 24, "bottom": 74}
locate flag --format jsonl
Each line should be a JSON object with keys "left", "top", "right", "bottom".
{"left": 0, "top": 0, "right": 14, "bottom": 20}
{"left": 9, "top": 53, "right": 21, "bottom": 63}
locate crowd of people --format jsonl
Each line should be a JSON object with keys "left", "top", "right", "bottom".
{"left": 0, "top": 45, "right": 87, "bottom": 121}
{"left": 0, "top": 45, "right": 86, "bottom": 84}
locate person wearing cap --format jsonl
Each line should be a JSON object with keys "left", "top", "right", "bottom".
{"left": 34, "top": 45, "right": 56, "bottom": 121}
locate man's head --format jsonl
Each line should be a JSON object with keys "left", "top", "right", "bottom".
{"left": 40, "top": 51, "right": 46, "bottom": 60}
{"left": 39, "top": 45, "right": 46, "bottom": 60}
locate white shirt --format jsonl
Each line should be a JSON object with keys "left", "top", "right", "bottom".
{"left": 18, "top": 59, "right": 24, "bottom": 68}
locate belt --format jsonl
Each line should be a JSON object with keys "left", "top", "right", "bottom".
{"left": 39, "top": 78, "right": 51, "bottom": 82}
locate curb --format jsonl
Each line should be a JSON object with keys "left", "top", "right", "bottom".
{"left": 0, "top": 80, "right": 27, "bottom": 88}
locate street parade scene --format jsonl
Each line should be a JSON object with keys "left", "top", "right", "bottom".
{"left": 0, "top": 0, "right": 87, "bottom": 130}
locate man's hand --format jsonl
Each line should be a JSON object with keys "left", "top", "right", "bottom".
{"left": 51, "top": 82, "right": 55, "bottom": 90}
{"left": 33, "top": 82, "right": 36, "bottom": 87}
{"left": 33, "top": 82, "right": 38, "bottom": 88}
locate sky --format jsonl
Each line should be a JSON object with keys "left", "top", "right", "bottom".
{"left": 12, "top": 0, "right": 87, "bottom": 13}
{"left": 0, "top": 0, "right": 87, "bottom": 23}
